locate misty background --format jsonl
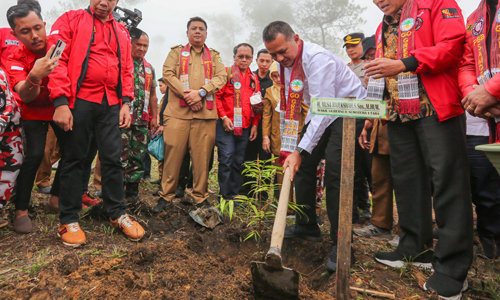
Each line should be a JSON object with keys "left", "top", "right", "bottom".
{"left": 0, "top": 0, "right": 480, "bottom": 97}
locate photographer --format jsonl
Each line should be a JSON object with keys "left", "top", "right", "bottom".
{"left": 48, "top": 0, "right": 144, "bottom": 247}
{"left": 6, "top": 0, "right": 63, "bottom": 234}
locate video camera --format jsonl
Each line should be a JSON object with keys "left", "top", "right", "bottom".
{"left": 112, "top": 6, "right": 143, "bottom": 40}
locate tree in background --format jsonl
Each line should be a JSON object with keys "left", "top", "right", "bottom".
{"left": 207, "top": 13, "right": 245, "bottom": 66}
{"left": 295, "top": 0, "right": 365, "bottom": 57}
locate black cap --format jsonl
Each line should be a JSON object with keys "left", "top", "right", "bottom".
{"left": 361, "top": 35, "right": 376, "bottom": 59}
{"left": 343, "top": 32, "right": 365, "bottom": 47}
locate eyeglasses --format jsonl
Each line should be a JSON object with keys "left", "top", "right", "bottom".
{"left": 236, "top": 55, "right": 253, "bottom": 60}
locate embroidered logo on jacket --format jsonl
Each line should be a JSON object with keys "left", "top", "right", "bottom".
{"left": 441, "top": 8, "right": 460, "bottom": 19}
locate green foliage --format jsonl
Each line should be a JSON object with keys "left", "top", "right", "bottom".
{"left": 217, "top": 157, "right": 305, "bottom": 243}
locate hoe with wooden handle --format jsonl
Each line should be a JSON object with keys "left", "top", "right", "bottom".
{"left": 251, "top": 167, "right": 299, "bottom": 299}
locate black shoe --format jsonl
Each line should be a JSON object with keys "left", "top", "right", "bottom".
{"left": 326, "top": 245, "right": 337, "bottom": 272}
{"left": 175, "top": 186, "right": 185, "bottom": 198}
{"left": 477, "top": 236, "right": 498, "bottom": 259}
{"left": 374, "top": 250, "right": 433, "bottom": 270}
{"left": 326, "top": 245, "right": 355, "bottom": 273}
{"left": 423, "top": 272, "right": 468, "bottom": 300}
{"left": 152, "top": 198, "right": 169, "bottom": 214}
{"left": 195, "top": 200, "right": 211, "bottom": 209}
{"left": 125, "top": 182, "right": 139, "bottom": 198}
{"left": 284, "top": 224, "right": 322, "bottom": 242}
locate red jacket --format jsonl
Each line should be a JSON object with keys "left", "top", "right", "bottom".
{"left": 216, "top": 67, "right": 261, "bottom": 128}
{"left": 6, "top": 44, "right": 54, "bottom": 121}
{"left": 48, "top": 8, "right": 134, "bottom": 108}
{"left": 0, "top": 28, "right": 20, "bottom": 71}
{"left": 458, "top": 6, "right": 500, "bottom": 100}
{"left": 376, "top": 0, "right": 466, "bottom": 121}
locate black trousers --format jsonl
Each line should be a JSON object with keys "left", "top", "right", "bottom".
{"left": 15, "top": 120, "right": 65, "bottom": 210}
{"left": 388, "top": 114, "right": 472, "bottom": 282}
{"left": 240, "top": 119, "right": 272, "bottom": 196}
{"left": 59, "top": 98, "right": 126, "bottom": 224}
{"left": 467, "top": 135, "right": 500, "bottom": 238}
{"left": 295, "top": 118, "right": 366, "bottom": 242}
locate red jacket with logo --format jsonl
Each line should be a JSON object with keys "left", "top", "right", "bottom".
{"left": 458, "top": 5, "right": 500, "bottom": 101}
{"left": 375, "top": 0, "right": 466, "bottom": 121}
{"left": 47, "top": 8, "right": 134, "bottom": 108}
{"left": 216, "top": 67, "right": 261, "bottom": 128}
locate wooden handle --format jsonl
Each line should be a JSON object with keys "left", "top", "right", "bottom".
{"left": 269, "top": 167, "right": 292, "bottom": 252}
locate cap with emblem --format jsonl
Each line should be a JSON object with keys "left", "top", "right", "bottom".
{"left": 343, "top": 32, "right": 365, "bottom": 47}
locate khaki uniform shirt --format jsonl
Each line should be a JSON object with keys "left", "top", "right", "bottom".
{"left": 163, "top": 44, "right": 227, "bottom": 120}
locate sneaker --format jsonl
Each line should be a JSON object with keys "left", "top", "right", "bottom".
{"left": 326, "top": 245, "right": 355, "bottom": 273}
{"left": 38, "top": 186, "right": 52, "bottom": 194}
{"left": 58, "top": 223, "right": 86, "bottom": 247}
{"left": 152, "top": 198, "right": 169, "bottom": 214}
{"left": 423, "top": 273, "right": 468, "bottom": 300}
{"left": 353, "top": 224, "right": 391, "bottom": 239}
{"left": 326, "top": 245, "right": 338, "bottom": 272}
{"left": 387, "top": 235, "right": 400, "bottom": 248}
{"left": 374, "top": 250, "right": 433, "bottom": 270}
{"left": 82, "top": 191, "right": 101, "bottom": 206}
{"left": 110, "top": 214, "right": 145, "bottom": 241}
{"left": 284, "top": 224, "right": 322, "bottom": 242}
{"left": 13, "top": 215, "right": 33, "bottom": 234}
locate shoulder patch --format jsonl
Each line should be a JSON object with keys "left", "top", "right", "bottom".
{"left": 441, "top": 8, "right": 460, "bottom": 19}
{"left": 171, "top": 44, "right": 183, "bottom": 50}
{"left": 209, "top": 48, "right": 220, "bottom": 55}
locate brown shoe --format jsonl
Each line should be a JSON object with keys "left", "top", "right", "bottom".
{"left": 13, "top": 215, "right": 33, "bottom": 234}
{"left": 58, "top": 223, "right": 86, "bottom": 247}
{"left": 110, "top": 214, "right": 145, "bottom": 241}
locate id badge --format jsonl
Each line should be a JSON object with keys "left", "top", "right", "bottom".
{"left": 180, "top": 74, "right": 189, "bottom": 89}
{"left": 234, "top": 108, "right": 243, "bottom": 128}
{"left": 397, "top": 73, "right": 419, "bottom": 100}
{"left": 366, "top": 77, "right": 385, "bottom": 101}
{"left": 281, "top": 119, "right": 299, "bottom": 152}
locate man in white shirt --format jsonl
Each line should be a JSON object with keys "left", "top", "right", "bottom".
{"left": 263, "top": 21, "right": 366, "bottom": 273}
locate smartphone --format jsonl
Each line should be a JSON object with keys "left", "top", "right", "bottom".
{"left": 50, "top": 39, "right": 66, "bottom": 60}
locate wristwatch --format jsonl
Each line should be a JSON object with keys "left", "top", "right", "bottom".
{"left": 198, "top": 88, "right": 207, "bottom": 98}
{"left": 296, "top": 147, "right": 308, "bottom": 156}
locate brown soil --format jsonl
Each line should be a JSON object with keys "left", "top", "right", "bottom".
{"left": 0, "top": 183, "right": 499, "bottom": 299}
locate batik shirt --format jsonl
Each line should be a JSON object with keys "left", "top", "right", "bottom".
{"left": 383, "top": 11, "right": 435, "bottom": 122}
{"left": 132, "top": 59, "right": 156, "bottom": 126}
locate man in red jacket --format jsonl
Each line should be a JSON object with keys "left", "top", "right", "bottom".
{"left": 458, "top": 0, "right": 500, "bottom": 260}
{"left": 366, "top": 0, "right": 472, "bottom": 298}
{"left": 216, "top": 43, "right": 260, "bottom": 200}
{"left": 6, "top": 0, "right": 62, "bottom": 234}
{"left": 460, "top": 0, "right": 500, "bottom": 141}
{"left": 48, "top": 0, "right": 144, "bottom": 247}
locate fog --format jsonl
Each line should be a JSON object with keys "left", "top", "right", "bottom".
{"left": 0, "top": 0, "right": 480, "bottom": 92}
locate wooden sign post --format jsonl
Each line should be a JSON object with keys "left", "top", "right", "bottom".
{"left": 311, "top": 98, "right": 387, "bottom": 300}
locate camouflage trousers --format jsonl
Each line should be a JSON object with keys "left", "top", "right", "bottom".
{"left": 121, "top": 125, "right": 148, "bottom": 184}
{"left": 0, "top": 127, "right": 23, "bottom": 206}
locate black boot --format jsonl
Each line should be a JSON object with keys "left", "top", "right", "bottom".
{"left": 125, "top": 182, "right": 140, "bottom": 204}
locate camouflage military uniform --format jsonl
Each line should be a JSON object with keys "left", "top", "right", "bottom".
{"left": 121, "top": 59, "right": 156, "bottom": 183}
{"left": 0, "top": 68, "right": 23, "bottom": 208}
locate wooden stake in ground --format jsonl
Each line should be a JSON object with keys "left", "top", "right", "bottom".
{"left": 310, "top": 97, "right": 387, "bottom": 300}
{"left": 335, "top": 117, "right": 356, "bottom": 300}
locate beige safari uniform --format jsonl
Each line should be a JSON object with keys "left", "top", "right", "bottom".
{"left": 160, "top": 44, "right": 226, "bottom": 203}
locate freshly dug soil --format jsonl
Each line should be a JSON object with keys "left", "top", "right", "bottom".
{"left": 0, "top": 183, "right": 498, "bottom": 299}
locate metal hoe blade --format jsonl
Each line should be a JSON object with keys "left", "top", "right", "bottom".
{"left": 250, "top": 261, "right": 299, "bottom": 300}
